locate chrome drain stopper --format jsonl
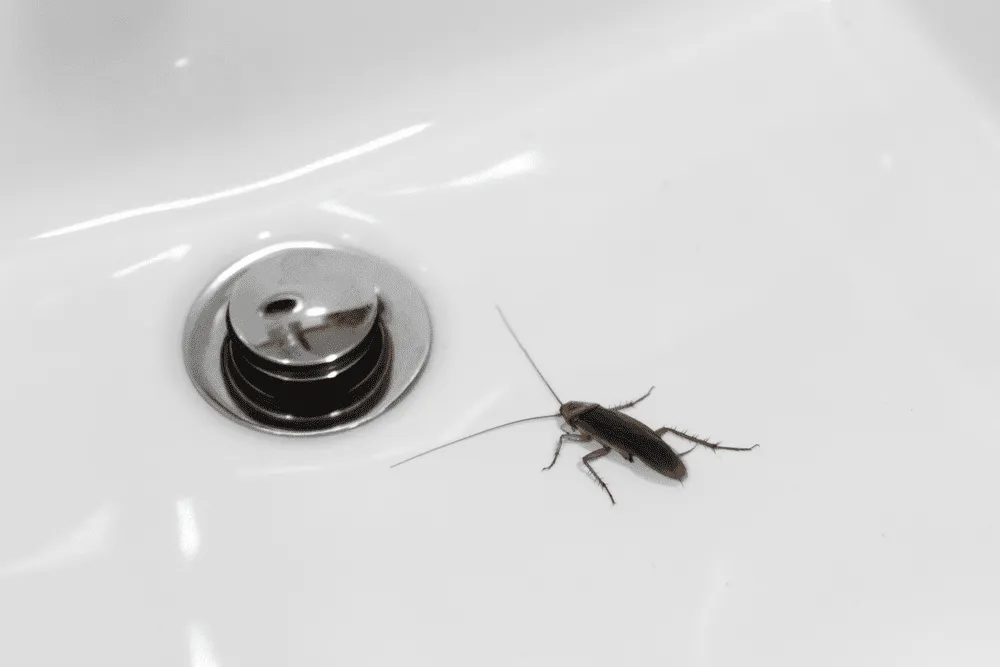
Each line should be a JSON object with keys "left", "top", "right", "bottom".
{"left": 222, "top": 252, "right": 391, "bottom": 430}
{"left": 183, "top": 242, "right": 431, "bottom": 436}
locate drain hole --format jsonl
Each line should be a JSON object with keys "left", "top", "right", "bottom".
{"left": 183, "top": 243, "right": 431, "bottom": 436}
{"left": 221, "top": 319, "right": 392, "bottom": 430}
{"left": 260, "top": 297, "right": 299, "bottom": 317}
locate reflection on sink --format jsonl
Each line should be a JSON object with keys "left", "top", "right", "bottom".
{"left": 0, "top": 504, "right": 116, "bottom": 578}
{"left": 31, "top": 123, "right": 431, "bottom": 240}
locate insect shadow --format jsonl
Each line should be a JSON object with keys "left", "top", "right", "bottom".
{"left": 392, "top": 306, "right": 759, "bottom": 504}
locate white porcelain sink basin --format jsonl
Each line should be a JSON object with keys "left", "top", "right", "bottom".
{"left": 5, "top": 0, "right": 1000, "bottom": 664}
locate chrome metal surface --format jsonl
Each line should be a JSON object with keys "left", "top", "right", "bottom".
{"left": 227, "top": 251, "right": 380, "bottom": 367}
{"left": 183, "top": 241, "right": 431, "bottom": 435}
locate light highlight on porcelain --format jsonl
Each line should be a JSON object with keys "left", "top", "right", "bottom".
{"left": 32, "top": 124, "right": 430, "bottom": 240}
{"left": 112, "top": 244, "right": 192, "bottom": 278}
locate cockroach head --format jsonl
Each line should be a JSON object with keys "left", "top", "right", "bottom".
{"left": 559, "top": 401, "right": 588, "bottom": 420}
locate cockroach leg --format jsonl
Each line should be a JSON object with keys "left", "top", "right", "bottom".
{"left": 543, "top": 432, "right": 591, "bottom": 471}
{"left": 609, "top": 385, "right": 655, "bottom": 411}
{"left": 659, "top": 427, "right": 760, "bottom": 453}
{"left": 678, "top": 444, "right": 697, "bottom": 457}
{"left": 581, "top": 446, "right": 616, "bottom": 505}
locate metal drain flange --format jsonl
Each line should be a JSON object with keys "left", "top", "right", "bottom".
{"left": 183, "top": 241, "right": 431, "bottom": 435}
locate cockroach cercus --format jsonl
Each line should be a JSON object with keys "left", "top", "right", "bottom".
{"left": 391, "top": 306, "right": 759, "bottom": 504}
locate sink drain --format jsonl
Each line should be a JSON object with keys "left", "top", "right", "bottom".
{"left": 183, "top": 241, "right": 431, "bottom": 435}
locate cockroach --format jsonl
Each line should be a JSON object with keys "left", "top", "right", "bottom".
{"left": 391, "top": 306, "right": 759, "bottom": 504}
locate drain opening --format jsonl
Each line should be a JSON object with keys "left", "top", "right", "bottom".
{"left": 182, "top": 242, "right": 431, "bottom": 436}
{"left": 260, "top": 297, "right": 299, "bottom": 317}
{"left": 221, "top": 308, "right": 392, "bottom": 430}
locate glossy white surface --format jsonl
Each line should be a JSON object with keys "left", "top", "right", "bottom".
{"left": 4, "top": 0, "right": 1000, "bottom": 664}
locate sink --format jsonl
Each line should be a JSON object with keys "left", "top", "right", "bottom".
{"left": 5, "top": 0, "right": 1000, "bottom": 664}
